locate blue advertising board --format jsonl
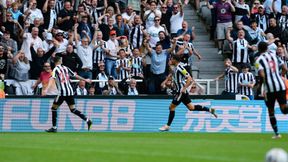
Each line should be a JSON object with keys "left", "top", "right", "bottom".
{"left": 0, "top": 98, "right": 287, "bottom": 133}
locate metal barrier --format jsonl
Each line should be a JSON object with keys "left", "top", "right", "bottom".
{"left": 4, "top": 78, "right": 220, "bottom": 95}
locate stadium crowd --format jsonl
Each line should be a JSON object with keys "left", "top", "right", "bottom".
{"left": 0, "top": 0, "right": 287, "bottom": 98}
{"left": 0, "top": 0, "right": 198, "bottom": 96}
{"left": 204, "top": 0, "right": 288, "bottom": 100}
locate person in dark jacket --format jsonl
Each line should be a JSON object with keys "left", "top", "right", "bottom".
{"left": 56, "top": 44, "right": 83, "bottom": 73}
{"left": 30, "top": 41, "right": 57, "bottom": 79}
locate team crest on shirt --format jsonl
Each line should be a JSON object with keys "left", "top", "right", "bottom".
{"left": 220, "top": 8, "right": 227, "bottom": 14}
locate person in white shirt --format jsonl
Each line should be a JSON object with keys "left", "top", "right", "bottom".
{"left": 105, "top": 30, "right": 119, "bottom": 78}
{"left": 170, "top": 3, "right": 184, "bottom": 38}
{"left": 54, "top": 30, "right": 68, "bottom": 53}
{"left": 42, "top": 32, "right": 54, "bottom": 52}
{"left": 74, "top": 23, "right": 94, "bottom": 79}
{"left": 144, "top": 1, "right": 161, "bottom": 29}
{"left": 21, "top": 27, "right": 43, "bottom": 61}
{"left": 122, "top": 5, "right": 135, "bottom": 22}
{"left": 147, "top": 16, "right": 165, "bottom": 48}
{"left": 76, "top": 80, "right": 88, "bottom": 95}
{"left": 24, "top": 0, "right": 44, "bottom": 25}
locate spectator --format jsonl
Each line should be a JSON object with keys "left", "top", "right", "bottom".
{"left": 87, "top": 0, "right": 107, "bottom": 25}
{"left": 232, "top": 0, "right": 250, "bottom": 24}
{"left": 119, "top": 36, "right": 131, "bottom": 57}
{"left": 215, "top": 58, "right": 239, "bottom": 97}
{"left": 251, "top": 0, "right": 261, "bottom": 15}
{"left": 226, "top": 20, "right": 252, "bottom": 44}
{"left": 145, "top": 39, "right": 176, "bottom": 94}
{"left": 42, "top": 0, "right": 57, "bottom": 31}
{"left": 144, "top": 1, "right": 161, "bottom": 29}
{"left": 161, "top": 74, "right": 174, "bottom": 95}
{"left": 160, "top": 3, "right": 172, "bottom": 33}
{"left": 77, "top": 15, "right": 94, "bottom": 40}
{"left": 54, "top": 30, "right": 68, "bottom": 53}
{"left": 176, "top": 21, "right": 195, "bottom": 42}
{"left": 74, "top": 23, "right": 94, "bottom": 79}
{"left": 157, "top": 31, "right": 171, "bottom": 50}
{"left": 56, "top": 44, "right": 83, "bottom": 73}
{"left": 9, "top": 2, "right": 24, "bottom": 21}
{"left": 21, "top": 27, "right": 43, "bottom": 61}
{"left": 188, "top": 81, "right": 205, "bottom": 95}
{"left": 2, "top": 11, "right": 23, "bottom": 42}
{"left": 116, "top": 48, "right": 131, "bottom": 80}
{"left": 57, "top": 1, "right": 75, "bottom": 31}
{"left": 88, "top": 86, "right": 95, "bottom": 95}
{"left": 272, "top": 0, "right": 282, "bottom": 14}
{"left": 275, "top": 5, "right": 288, "bottom": 32}
{"left": 265, "top": 18, "right": 282, "bottom": 41}
{"left": 147, "top": 16, "right": 165, "bottom": 48}
{"left": 130, "top": 48, "right": 144, "bottom": 78}
{"left": 24, "top": 0, "right": 44, "bottom": 25}
{"left": 126, "top": 78, "right": 138, "bottom": 95}
{"left": 170, "top": 3, "right": 184, "bottom": 38}
{"left": 251, "top": 5, "right": 270, "bottom": 32}
{"left": 231, "top": 30, "right": 256, "bottom": 70}
{"left": 102, "top": 75, "right": 123, "bottom": 95}
{"left": 91, "top": 30, "right": 108, "bottom": 78}
{"left": 207, "top": 0, "right": 235, "bottom": 55}
{"left": 32, "top": 62, "right": 57, "bottom": 95}
{"left": 42, "top": 32, "right": 54, "bottom": 52}
{"left": 76, "top": 80, "right": 88, "bottom": 95}
{"left": 121, "top": 5, "right": 135, "bottom": 23}
{"left": 106, "top": 30, "right": 119, "bottom": 78}
{"left": 0, "top": 45, "right": 13, "bottom": 78}
{"left": 98, "top": 16, "right": 119, "bottom": 41}
{"left": 263, "top": 0, "right": 273, "bottom": 15}
{"left": 0, "top": 31, "right": 18, "bottom": 56}
{"left": 11, "top": 51, "right": 32, "bottom": 95}
{"left": 28, "top": 18, "right": 45, "bottom": 39}
{"left": 238, "top": 64, "right": 256, "bottom": 100}
{"left": 95, "top": 61, "right": 108, "bottom": 94}
{"left": 30, "top": 41, "right": 57, "bottom": 79}
{"left": 127, "top": 0, "right": 140, "bottom": 14}
{"left": 128, "top": 15, "right": 145, "bottom": 49}
{"left": 243, "top": 20, "right": 266, "bottom": 45}
{"left": 266, "top": 33, "right": 278, "bottom": 54}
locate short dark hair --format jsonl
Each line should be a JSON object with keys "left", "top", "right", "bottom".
{"left": 258, "top": 41, "right": 268, "bottom": 53}
{"left": 53, "top": 56, "right": 62, "bottom": 64}
{"left": 171, "top": 54, "right": 181, "bottom": 62}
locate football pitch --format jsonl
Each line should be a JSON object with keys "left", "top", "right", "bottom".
{"left": 0, "top": 132, "right": 287, "bottom": 162}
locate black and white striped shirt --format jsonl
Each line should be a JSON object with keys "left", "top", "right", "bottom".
{"left": 52, "top": 65, "right": 76, "bottom": 96}
{"left": 224, "top": 68, "right": 239, "bottom": 93}
{"left": 55, "top": 0, "right": 64, "bottom": 15}
{"left": 232, "top": 38, "right": 250, "bottom": 64}
{"left": 238, "top": 72, "right": 255, "bottom": 96}
{"left": 130, "top": 56, "right": 143, "bottom": 77}
{"left": 93, "top": 40, "right": 107, "bottom": 64}
{"left": 129, "top": 25, "right": 144, "bottom": 49}
{"left": 176, "top": 41, "right": 194, "bottom": 64}
{"left": 255, "top": 52, "right": 286, "bottom": 93}
{"left": 173, "top": 63, "right": 190, "bottom": 92}
{"left": 116, "top": 58, "right": 130, "bottom": 80}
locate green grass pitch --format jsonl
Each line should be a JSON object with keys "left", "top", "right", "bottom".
{"left": 0, "top": 133, "right": 287, "bottom": 162}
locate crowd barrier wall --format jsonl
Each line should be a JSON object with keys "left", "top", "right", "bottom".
{"left": 0, "top": 97, "right": 287, "bottom": 133}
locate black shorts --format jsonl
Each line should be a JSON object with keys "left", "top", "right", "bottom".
{"left": 172, "top": 92, "right": 191, "bottom": 106}
{"left": 265, "top": 91, "right": 287, "bottom": 109}
{"left": 53, "top": 96, "right": 75, "bottom": 106}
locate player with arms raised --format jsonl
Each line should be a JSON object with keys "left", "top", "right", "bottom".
{"left": 159, "top": 55, "right": 217, "bottom": 131}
